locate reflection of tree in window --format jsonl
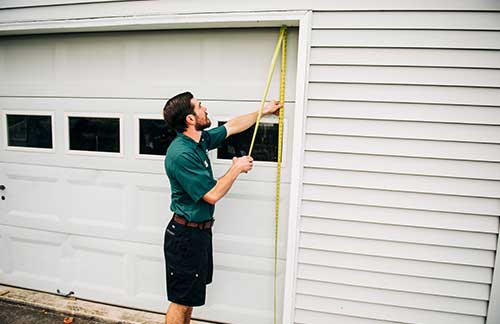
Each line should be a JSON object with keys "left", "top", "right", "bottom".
{"left": 7, "top": 115, "right": 52, "bottom": 148}
{"left": 217, "top": 121, "right": 279, "bottom": 162}
{"left": 69, "top": 117, "right": 119, "bottom": 153}
{"left": 139, "top": 119, "right": 177, "bottom": 155}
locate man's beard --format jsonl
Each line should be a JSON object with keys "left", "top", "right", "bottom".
{"left": 195, "top": 117, "right": 211, "bottom": 131}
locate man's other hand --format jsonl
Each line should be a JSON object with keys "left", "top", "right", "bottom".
{"left": 232, "top": 156, "right": 254, "bottom": 173}
{"left": 262, "top": 100, "right": 282, "bottom": 116}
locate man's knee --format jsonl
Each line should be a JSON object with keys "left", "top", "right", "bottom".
{"left": 168, "top": 302, "right": 192, "bottom": 314}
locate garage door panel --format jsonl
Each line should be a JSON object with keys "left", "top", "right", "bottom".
{"left": 0, "top": 37, "right": 55, "bottom": 83}
{"left": 0, "top": 232, "right": 4, "bottom": 276}
{"left": 0, "top": 225, "right": 66, "bottom": 292}
{"left": 61, "top": 235, "right": 286, "bottom": 324}
{"left": 131, "top": 184, "right": 171, "bottom": 236}
{"left": 197, "top": 252, "right": 286, "bottom": 324}
{"left": 126, "top": 31, "right": 201, "bottom": 84}
{"left": 63, "top": 169, "right": 130, "bottom": 239}
{"left": 130, "top": 247, "right": 168, "bottom": 312}
{"left": 59, "top": 35, "right": 127, "bottom": 83}
{"left": 67, "top": 181, "right": 126, "bottom": 228}
{"left": 216, "top": 181, "right": 290, "bottom": 257}
{"left": 0, "top": 27, "right": 296, "bottom": 324}
{"left": 2, "top": 171, "right": 61, "bottom": 228}
{"left": 214, "top": 233, "right": 287, "bottom": 261}
{"left": 1, "top": 163, "right": 289, "bottom": 253}
{"left": 0, "top": 229, "right": 9, "bottom": 278}
{"left": 11, "top": 237, "right": 63, "bottom": 279}
{"left": 1, "top": 164, "right": 165, "bottom": 244}
{"left": 68, "top": 239, "right": 164, "bottom": 305}
{"left": 69, "top": 235, "right": 144, "bottom": 308}
{"left": 0, "top": 163, "right": 288, "bottom": 323}
{"left": 198, "top": 28, "right": 298, "bottom": 101}
{"left": 0, "top": 29, "right": 298, "bottom": 101}
{"left": 1, "top": 101, "right": 295, "bottom": 180}
{"left": 133, "top": 255, "right": 166, "bottom": 301}
{"left": 72, "top": 246, "right": 127, "bottom": 294}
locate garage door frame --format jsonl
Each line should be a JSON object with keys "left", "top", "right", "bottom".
{"left": 0, "top": 10, "right": 312, "bottom": 324}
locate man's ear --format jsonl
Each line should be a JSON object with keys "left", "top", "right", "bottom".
{"left": 186, "top": 114, "right": 195, "bottom": 125}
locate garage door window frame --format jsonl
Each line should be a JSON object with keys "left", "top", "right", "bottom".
{"left": 134, "top": 113, "right": 165, "bottom": 161}
{"left": 1, "top": 110, "right": 56, "bottom": 153}
{"left": 211, "top": 114, "right": 290, "bottom": 167}
{"left": 0, "top": 10, "right": 312, "bottom": 323}
{"left": 64, "top": 111, "right": 124, "bottom": 157}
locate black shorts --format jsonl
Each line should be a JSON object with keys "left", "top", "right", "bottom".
{"left": 163, "top": 217, "right": 213, "bottom": 307}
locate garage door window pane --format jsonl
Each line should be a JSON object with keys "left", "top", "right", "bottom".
{"left": 69, "top": 117, "right": 120, "bottom": 153}
{"left": 7, "top": 114, "right": 53, "bottom": 149}
{"left": 217, "top": 121, "right": 279, "bottom": 162}
{"left": 139, "top": 119, "right": 177, "bottom": 155}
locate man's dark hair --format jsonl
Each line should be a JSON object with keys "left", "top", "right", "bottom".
{"left": 163, "top": 91, "right": 195, "bottom": 133}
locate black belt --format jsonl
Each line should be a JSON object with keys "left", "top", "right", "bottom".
{"left": 172, "top": 214, "right": 214, "bottom": 230}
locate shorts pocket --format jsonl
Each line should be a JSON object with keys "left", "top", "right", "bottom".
{"left": 168, "top": 265, "right": 202, "bottom": 283}
{"left": 165, "top": 220, "right": 186, "bottom": 238}
{"left": 166, "top": 264, "right": 205, "bottom": 306}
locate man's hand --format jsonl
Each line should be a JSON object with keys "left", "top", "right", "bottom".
{"left": 203, "top": 155, "right": 253, "bottom": 204}
{"left": 232, "top": 156, "right": 254, "bottom": 173}
{"left": 262, "top": 100, "right": 282, "bottom": 116}
{"left": 224, "top": 101, "right": 282, "bottom": 138}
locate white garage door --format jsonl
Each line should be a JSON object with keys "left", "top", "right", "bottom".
{"left": 0, "top": 28, "right": 298, "bottom": 324}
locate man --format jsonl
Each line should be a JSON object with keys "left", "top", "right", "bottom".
{"left": 162, "top": 91, "right": 281, "bottom": 324}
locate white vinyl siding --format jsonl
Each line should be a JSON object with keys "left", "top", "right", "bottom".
{"left": 295, "top": 8, "right": 500, "bottom": 324}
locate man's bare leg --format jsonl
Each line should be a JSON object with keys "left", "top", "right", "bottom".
{"left": 165, "top": 303, "right": 191, "bottom": 324}
{"left": 184, "top": 307, "right": 193, "bottom": 324}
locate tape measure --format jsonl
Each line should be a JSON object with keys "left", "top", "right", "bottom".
{"left": 248, "top": 25, "right": 287, "bottom": 324}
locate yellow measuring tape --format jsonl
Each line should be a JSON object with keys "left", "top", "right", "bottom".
{"left": 248, "top": 25, "right": 287, "bottom": 324}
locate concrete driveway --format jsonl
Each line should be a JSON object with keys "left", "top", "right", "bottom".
{"left": 0, "top": 299, "right": 108, "bottom": 324}
{"left": 0, "top": 285, "right": 208, "bottom": 324}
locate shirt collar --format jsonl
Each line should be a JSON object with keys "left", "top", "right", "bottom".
{"left": 177, "top": 132, "right": 205, "bottom": 148}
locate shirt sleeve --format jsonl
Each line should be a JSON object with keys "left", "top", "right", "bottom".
{"left": 205, "top": 125, "right": 228, "bottom": 151}
{"left": 173, "top": 152, "right": 217, "bottom": 202}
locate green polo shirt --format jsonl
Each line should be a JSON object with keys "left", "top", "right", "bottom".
{"left": 164, "top": 126, "right": 227, "bottom": 222}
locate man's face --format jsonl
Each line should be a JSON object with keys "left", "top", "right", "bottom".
{"left": 191, "top": 98, "right": 211, "bottom": 131}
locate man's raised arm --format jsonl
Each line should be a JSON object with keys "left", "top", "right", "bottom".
{"left": 223, "top": 100, "right": 282, "bottom": 137}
